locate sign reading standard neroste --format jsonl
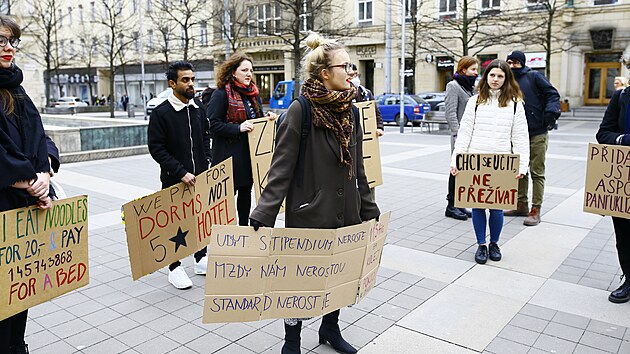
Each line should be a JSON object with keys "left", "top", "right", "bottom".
{"left": 123, "top": 158, "right": 236, "bottom": 280}
{"left": 584, "top": 143, "right": 630, "bottom": 218}
{"left": 0, "top": 195, "right": 89, "bottom": 321}
{"left": 202, "top": 212, "right": 391, "bottom": 323}
{"left": 454, "top": 153, "right": 520, "bottom": 210}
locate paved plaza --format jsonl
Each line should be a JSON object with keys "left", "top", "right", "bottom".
{"left": 23, "top": 119, "right": 630, "bottom": 353}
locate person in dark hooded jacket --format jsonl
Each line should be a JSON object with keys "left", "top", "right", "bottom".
{"left": 504, "top": 50, "right": 560, "bottom": 227}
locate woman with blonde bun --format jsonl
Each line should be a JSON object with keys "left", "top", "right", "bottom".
{"left": 249, "top": 32, "right": 380, "bottom": 354}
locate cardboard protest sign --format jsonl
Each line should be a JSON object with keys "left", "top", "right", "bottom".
{"left": 202, "top": 211, "right": 391, "bottom": 323}
{"left": 354, "top": 101, "right": 384, "bottom": 188}
{"left": 454, "top": 153, "right": 520, "bottom": 209}
{"left": 0, "top": 195, "right": 89, "bottom": 321}
{"left": 584, "top": 143, "right": 630, "bottom": 218}
{"left": 247, "top": 117, "right": 285, "bottom": 213}
{"left": 123, "top": 158, "right": 236, "bottom": 280}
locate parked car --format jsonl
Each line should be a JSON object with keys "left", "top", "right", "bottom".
{"left": 270, "top": 80, "right": 297, "bottom": 109}
{"left": 375, "top": 94, "right": 431, "bottom": 126}
{"left": 418, "top": 92, "right": 446, "bottom": 111}
{"left": 54, "top": 96, "right": 88, "bottom": 108}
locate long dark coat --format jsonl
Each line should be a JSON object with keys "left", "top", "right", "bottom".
{"left": 596, "top": 87, "right": 630, "bottom": 143}
{"left": 207, "top": 88, "right": 263, "bottom": 188}
{"left": 250, "top": 97, "right": 380, "bottom": 228}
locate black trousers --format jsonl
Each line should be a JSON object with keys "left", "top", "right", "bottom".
{"left": 236, "top": 186, "right": 252, "bottom": 226}
{"left": 0, "top": 310, "right": 28, "bottom": 351}
{"left": 446, "top": 173, "right": 456, "bottom": 207}
{"left": 612, "top": 217, "right": 630, "bottom": 276}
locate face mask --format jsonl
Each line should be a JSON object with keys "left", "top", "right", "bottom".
{"left": 350, "top": 76, "right": 361, "bottom": 87}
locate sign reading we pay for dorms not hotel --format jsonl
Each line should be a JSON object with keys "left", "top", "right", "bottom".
{"left": 0, "top": 196, "right": 89, "bottom": 321}
{"left": 202, "top": 212, "right": 391, "bottom": 323}
{"left": 122, "top": 158, "right": 236, "bottom": 280}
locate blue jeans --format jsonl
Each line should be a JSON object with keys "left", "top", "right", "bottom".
{"left": 472, "top": 208, "right": 504, "bottom": 244}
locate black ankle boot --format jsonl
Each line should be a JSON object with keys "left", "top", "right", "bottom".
{"left": 475, "top": 245, "right": 488, "bottom": 264}
{"left": 10, "top": 344, "right": 29, "bottom": 354}
{"left": 318, "top": 310, "right": 357, "bottom": 354}
{"left": 282, "top": 321, "right": 302, "bottom": 354}
{"left": 445, "top": 205, "right": 468, "bottom": 220}
{"left": 609, "top": 276, "right": 630, "bottom": 304}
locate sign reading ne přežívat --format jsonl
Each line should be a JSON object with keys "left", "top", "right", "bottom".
{"left": 123, "top": 158, "right": 236, "bottom": 280}
{"left": 202, "top": 212, "right": 391, "bottom": 323}
{"left": 0, "top": 195, "right": 89, "bottom": 321}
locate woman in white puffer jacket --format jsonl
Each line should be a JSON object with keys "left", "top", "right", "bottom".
{"left": 450, "top": 59, "right": 530, "bottom": 265}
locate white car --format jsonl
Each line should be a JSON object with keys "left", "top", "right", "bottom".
{"left": 146, "top": 88, "right": 172, "bottom": 117}
{"left": 54, "top": 96, "right": 88, "bottom": 107}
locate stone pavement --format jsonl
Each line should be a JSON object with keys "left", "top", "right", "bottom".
{"left": 23, "top": 120, "right": 630, "bottom": 353}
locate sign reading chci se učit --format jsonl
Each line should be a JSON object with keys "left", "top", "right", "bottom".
{"left": 202, "top": 212, "right": 391, "bottom": 323}
{"left": 454, "top": 153, "right": 520, "bottom": 210}
{"left": 0, "top": 195, "right": 89, "bottom": 321}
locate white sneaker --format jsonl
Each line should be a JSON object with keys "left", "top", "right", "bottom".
{"left": 168, "top": 266, "right": 192, "bottom": 289}
{"left": 194, "top": 256, "right": 208, "bottom": 275}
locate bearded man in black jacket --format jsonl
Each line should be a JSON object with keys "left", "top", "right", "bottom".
{"left": 148, "top": 61, "right": 212, "bottom": 290}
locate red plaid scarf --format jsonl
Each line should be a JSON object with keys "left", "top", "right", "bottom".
{"left": 226, "top": 80, "right": 261, "bottom": 124}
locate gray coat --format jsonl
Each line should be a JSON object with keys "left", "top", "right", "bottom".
{"left": 250, "top": 98, "right": 380, "bottom": 228}
{"left": 444, "top": 80, "right": 473, "bottom": 151}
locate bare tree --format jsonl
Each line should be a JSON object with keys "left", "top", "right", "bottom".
{"left": 22, "top": 0, "right": 72, "bottom": 106}
{"left": 213, "top": 0, "right": 250, "bottom": 53}
{"left": 273, "top": 0, "right": 359, "bottom": 98}
{"left": 75, "top": 26, "right": 100, "bottom": 105}
{"left": 96, "top": 0, "right": 133, "bottom": 117}
{"left": 145, "top": 2, "right": 176, "bottom": 63}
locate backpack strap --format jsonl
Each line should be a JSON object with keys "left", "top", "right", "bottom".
{"left": 295, "top": 95, "right": 311, "bottom": 187}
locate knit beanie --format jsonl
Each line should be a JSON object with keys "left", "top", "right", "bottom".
{"left": 506, "top": 51, "right": 526, "bottom": 67}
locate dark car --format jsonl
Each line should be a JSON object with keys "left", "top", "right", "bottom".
{"left": 375, "top": 94, "right": 431, "bottom": 126}
{"left": 418, "top": 92, "right": 446, "bottom": 111}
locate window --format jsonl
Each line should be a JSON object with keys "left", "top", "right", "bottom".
{"left": 133, "top": 32, "right": 139, "bottom": 51}
{"left": 161, "top": 0, "right": 169, "bottom": 9}
{"left": 58, "top": 9, "right": 63, "bottom": 27}
{"left": 358, "top": 0, "right": 373, "bottom": 25}
{"left": 405, "top": 0, "right": 417, "bottom": 22}
{"left": 180, "top": 26, "right": 185, "bottom": 48}
{"left": 69, "top": 40, "right": 75, "bottom": 57}
{"left": 222, "top": 9, "right": 234, "bottom": 40}
{"left": 92, "top": 37, "right": 99, "bottom": 55}
{"left": 60, "top": 40, "right": 65, "bottom": 59}
{"left": 438, "top": 0, "right": 456, "bottom": 20}
{"left": 118, "top": 33, "right": 124, "bottom": 50}
{"left": 116, "top": 0, "right": 123, "bottom": 13}
{"left": 67, "top": 7, "right": 72, "bottom": 26}
{"left": 273, "top": 4, "right": 281, "bottom": 34}
{"left": 200, "top": 22, "right": 208, "bottom": 46}
{"left": 1, "top": 0, "right": 9, "bottom": 15}
{"left": 481, "top": 0, "right": 499, "bottom": 9}
{"left": 78, "top": 5, "right": 84, "bottom": 24}
{"left": 146, "top": 0, "right": 152, "bottom": 13}
{"left": 300, "top": 0, "right": 312, "bottom": 32}
{"left": 258, "top": 3, "right": 272, "bottom": 35}
{"left": 594, "top": 0, "right": 617, "bottom": 5}
{"left": 132, "top": 0, "right": 137, "bottom": 13}
{"left": 147, "top": 30, "right": 154, "bottom": 50}
{"left": 80, "top": 39, "right": 86, "bottom": 57}
{"left": 247, "top": 6, "right": 256, "bottom": 37}
{"left": 90, "top": 2, "right": 95, "bottom": 21}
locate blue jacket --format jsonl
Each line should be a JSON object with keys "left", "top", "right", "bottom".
{"left": 513, "top": 67, "right": 561, "bottom": 137}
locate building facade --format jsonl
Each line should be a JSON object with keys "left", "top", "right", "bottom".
{"left": 3, "top": 0, "right": 630, "bottom": 109}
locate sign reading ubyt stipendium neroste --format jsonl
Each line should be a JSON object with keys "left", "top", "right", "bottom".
{"left": 584, "top": 143, "right": 630, "bottom": 218}
{"left": 454, "top": 153, "right": 520, "bottom": 210}
{"left": 0, "top": 195, "right": 89, "bottom": 321}
{"left": 123, "top": 158, "right": 236, "bottom": 280}
{"left": 202, "top": 212, "right": 391, "bottom": 323}
{"left": 354, "top": 101, "right": 384, "bottom": 189}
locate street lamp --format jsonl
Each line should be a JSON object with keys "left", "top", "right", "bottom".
{"left": 399, "top": 0, "right": 406, "bottom": 134}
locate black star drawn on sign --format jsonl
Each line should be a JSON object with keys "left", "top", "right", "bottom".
{"left": 169, "top": 227, "right": 189, "bottom": 253}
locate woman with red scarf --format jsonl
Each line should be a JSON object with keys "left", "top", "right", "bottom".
{"left": 207, "top": 53, "right": 276, "bottom": 225}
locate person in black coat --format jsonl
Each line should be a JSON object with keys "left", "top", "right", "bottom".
{"left": 207, "top": 53, "right": 277, "bottom": 226}
{"left": 596, "top": 85, "right": 630, "bottom": 303}
{"left": 0, "top": 15, "right": 54, "bottom": 354}
{"left": 148, "top": 61, "right": 212, "bottom": 289}
{"left": 505, "top": 50, "right": 561, "bottom": 226}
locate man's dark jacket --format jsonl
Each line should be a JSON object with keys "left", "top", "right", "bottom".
{"left": 148, "top": 97, "right": 211, "bottom": 188}
{"left": 514, "top": 66, "right": 561, "bottom": 137}
{"left": 596, "top": 87, "right": 630, "bottom": 144}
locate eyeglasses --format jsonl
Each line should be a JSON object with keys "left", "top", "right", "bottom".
{"left": 327, "top": 62, "right": 355, "bottom": 74}
{"left": 0, "top": 35, "right": 20, "bottom": 48}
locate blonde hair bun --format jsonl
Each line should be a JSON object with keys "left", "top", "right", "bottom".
{"left": 305, "top": 32, "right": 325, "bottom": 50}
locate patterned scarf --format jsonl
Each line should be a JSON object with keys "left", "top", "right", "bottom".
{"left": 225, "top": 80, "right": 261, "bottom": 124}
{"left": 301, "top": 77, "right": 357, "bottom": 178}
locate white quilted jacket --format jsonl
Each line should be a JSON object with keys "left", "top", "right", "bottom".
{"left": 450, "top": 91, "right": 530, "bottom": 175}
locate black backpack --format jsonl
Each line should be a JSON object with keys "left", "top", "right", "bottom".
{"left": 276, "top": 96, "right": 359, "bottom": 187}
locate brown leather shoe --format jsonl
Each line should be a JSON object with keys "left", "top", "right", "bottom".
{"left": 504, "top": 201, "right": 528, "bottom": 217}
{"left": 523, "top": 206, "right": 541, "bottom": 226}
